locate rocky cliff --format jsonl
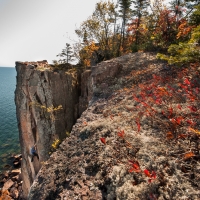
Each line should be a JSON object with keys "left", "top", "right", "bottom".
{"left": 15, "top": 61, "right": 81, "bottom": 198}
{"left": 26, "top": 53, "right": 200, "bottom": 200}
{"left": 15, "top": 59, "right": 122, "bottom": 199}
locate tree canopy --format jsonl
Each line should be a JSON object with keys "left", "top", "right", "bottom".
{"left": 54, "top": 0, "right": 200, "bottom": 68}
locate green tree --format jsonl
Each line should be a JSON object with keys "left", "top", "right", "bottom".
{"left": 157, "top": 2, "right": 200, "bottom": 65}
{"left": 56, "top": 43, "right": 74, "bottom": 64}
{"left": 157, "top": 25, "right": 200, "bottom": 65}
{"left": 189, "top": 4, "right": 200, "bottom": 25}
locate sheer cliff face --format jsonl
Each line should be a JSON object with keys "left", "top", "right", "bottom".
{"left": 15, "top": 61, "right": 80, "bottom": 198}
{"left": 15, "top": 59, "right": 123, "bottom": 199}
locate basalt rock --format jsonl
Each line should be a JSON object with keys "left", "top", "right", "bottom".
{"left": 15, "top": 60, "right": 123, "bottom": 199}
{"left": 15, "top": 61, "right": 81, "bottom": 198}
{"left": 27, "top": 53, "right": 200, "bottom": 200}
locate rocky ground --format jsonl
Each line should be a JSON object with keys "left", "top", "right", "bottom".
{"left": 10, "top": 53, "right": 200, "bottom": 199}
{"left": 0, "top": 154, "right": 23, "bottom": 199}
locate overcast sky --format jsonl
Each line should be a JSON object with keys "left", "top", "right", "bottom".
{"left": 0, "top": 0, "right": 118, "bottom": 67}
{"left": 0, "top": 0, "right": 171, "bottom": 67}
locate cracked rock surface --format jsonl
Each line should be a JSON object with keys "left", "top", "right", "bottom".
{"left": 21, "top": 53, "right": 200, "bottom": 200}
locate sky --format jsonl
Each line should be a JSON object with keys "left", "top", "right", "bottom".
{"left": 0, "top": 0, "right": 171, "bottom": 67}
{"left": 0, "top": 0, "right": 118, "bottom": 67}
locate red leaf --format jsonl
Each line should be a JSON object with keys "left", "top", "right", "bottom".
{"left": 133, "top": 95, "right": 140, "bottom": 102}
{"left": 129, "top": 167, "right": 141, "bottom": 173}
{"left": 141, "top": 102, "right": 148, "bottom": 107}
{"left": 178, "top": 134, "right": 188, "bottom": 139}
{"left": 135, "top": 120, "right": 140, "bottom": 132}
{"left": 151, "top": 171, "right": 156, "bottom": 179}
{"left": 167, "top": 85, "right": 175, "bottom": 91}
{"left": 144, "top": 169, "right": 151, "bottom": 177}
{"left": 128, "top": 160, "right": 141, "bottom": 173}
{"left": 188, "top": 106, "right": 197, "bottom": 112}
{"left": 171, "top": 118, "right": 176, "bottom": 124}
{"left": 176, "top": 117, "right": 183, "bottom": 125}
{"left": 180, "top": 84, "right": 187, "bottom": 89}
{"left": 100, "top": 138, "right": 106, "bottom": 145}
{"left": 186, "top": 120, "right": 196, "bottom": 126}
{"left": 118, "top": 130, "right": 125, "bottom": 138}
{"left": 177, "top": 104, "right": 182, "bottom": 110}
{"left": 132, "top": 163, "right": 140, "bottom": 170}
{"left": 166, "top": 132, "right": 174, "bottom": 139}
{"left": 169, "top": 107, "right": 173, "bottom": 116}
{"left": 155, "top": 98, "right": 162, "bottom": 104}
{"left": 184, "top": 78, "right": 191, "bottom": 85}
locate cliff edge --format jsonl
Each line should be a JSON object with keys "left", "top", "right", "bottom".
{"left": 15, "top": 59, "right": 122, "bottom": 199}
{"left": 28, "top": 53, "right": 200, "bottom": 200}
{"left": 16, "top": 53, "right": 200, "bottom": 199}
{"left": 15, "top": 61, "right": 81, "bottom": 198}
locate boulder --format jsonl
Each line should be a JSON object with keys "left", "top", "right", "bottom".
{"left": 10, "top": 187, "right": 19, "bottom": 199}
{"left": 11, "top": 175, "right": 19, "bottom": 182}
{"left": 2, "top": 179, "right": 14, "bottom": 192}
{"left": 10, "top": 169, "right": 21, "bottom": 176}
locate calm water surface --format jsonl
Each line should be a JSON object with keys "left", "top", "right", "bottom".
{"left": 0, "top": 67, "right": 20, "bottom": 172}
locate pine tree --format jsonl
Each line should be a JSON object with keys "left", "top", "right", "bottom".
{"left": 118, "top": 0, "right": 132, "bottom": 52}
{"left": 56, "top": 43, "right": 74, "bottom": 64}
{"left": 132, "top": 0, "right": 150, "bottom": 46}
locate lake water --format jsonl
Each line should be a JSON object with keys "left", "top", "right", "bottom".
{"left": 0, "top": 67, "right": 20, "bottom": 172}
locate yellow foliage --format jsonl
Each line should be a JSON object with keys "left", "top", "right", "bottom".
{"left": 189, "top": 128, "right": 200, "bottom": 135}
{"left": 52, "top": 139, "right": 60, "bottom": 149}
{"left": 80, "top": 41, "right": 99, "bottom": 67}
{"left": 29, "top": 102, "right": 63, "bottom": 121}
{"left": 66, "top": 131, "right": 70, "bottom": 137}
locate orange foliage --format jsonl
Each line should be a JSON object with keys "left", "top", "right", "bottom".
{"left": 177, "top": 19, "right": 193, "bottom": 39}
{"left": 183, "top": 152, "right": 195, "bottom": 160}
{"left": 0, "top": 190, "right": 11, "bottom": 200}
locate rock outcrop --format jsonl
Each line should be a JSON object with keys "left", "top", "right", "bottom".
{"left": 15, "top": 61, "right": 81, "bottom": 198}
{"left": 15, "top": 60, "right": 122, "bottom": 199}
{"left": 27, "top": 53, "right": 200, "bottom": 200}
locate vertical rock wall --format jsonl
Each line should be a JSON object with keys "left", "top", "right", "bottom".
{"left": 15, "top": 59, "right": 122, "bottom": 199}
{"left": 15, "top": 61, "right": 80, "bottom": 198}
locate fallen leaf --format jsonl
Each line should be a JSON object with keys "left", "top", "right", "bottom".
{"left": 129, "top": 167, "right": 141, "bottom": 173}
{"left": 100, "top": 138, "right": 106, "bottom": 145}
{"left": 166, "top": 132, "right": 174, "bottom": 139}
{"left": 128, "top": 160, "right": 141, "bottom": 173}
{"left": 175, "top": 116, "right": 183, "bottom": 125}
{"left": 188, "top": 106, "right": 197, "bottom": 112}
{"left": 151, "top": 171, "right": 156, "bottom": 179}
{"left": 135, "top": 120, "right": 140, "bottom": 132}
{"left": 177, "top": 104, "right": 182, "bottom": 110}
{"left": 184, "top": 78, "right": 191, "bottom": 85}
{"left": 169, "top": 107, "right": 173, "bottom": 117}
{"left": 144, "top": 169, "right": 151, "bottom": 177}
{"left": 183, "top": 152, "right": 195, "bottom": 160}
{"left": 118, "top": 130, "right": 125, "bottom": 138}
{"left": 186, "top": 120, "right": 196, "bottom": 126}
{"left": 178, "top": 134, "right": 188, "bottom": 139}
{"left": 189, "top": 128, "right": 200, "bottom": 135}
